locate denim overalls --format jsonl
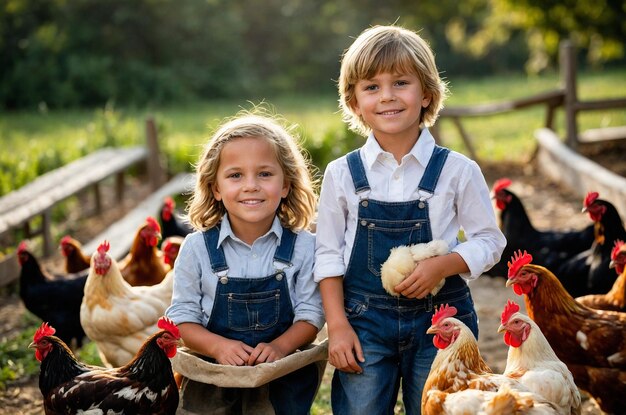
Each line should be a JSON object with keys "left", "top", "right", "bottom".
{"left": 331, "top": 146, "right": 479, "bottom": 415}
{"left": 192, "top": 226, "right": 319, "bottom": 415}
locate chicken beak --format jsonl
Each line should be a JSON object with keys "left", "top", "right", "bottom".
{"left": 505, "top": 278, "right": 515, "bottom": 287}
{"left": 581, "top": 206, "right": 588, "bottom": 213}
{"left": 426, "top": 325, "right": 438, "bottom": 335}
{"left": 497, "top": 324, "right": 506, "bottom": 333}
{"left": 28, "top": 341, "right": 36, "bottom": 349}
{"left": 609, "top": 260, "right": 616, "bottom": 269}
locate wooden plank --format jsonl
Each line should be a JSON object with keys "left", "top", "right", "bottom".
{"left": 535, "top": 128, "right": 626, "bottom": 218}
{"left": 0, "top": 253, "right": 19, "bottom": 287}
{"left": 0, "top": 148, "right": 120, "bottom": 213}
{"left": 82, "top": 173, "right": 194, "bottom": 260}
{"left": 579, "top": 125, "right": 626, "bottom": 143}
{"left": 440, "top": 90, "right": 564, "bottom": 118}
{"left": 0, "top": 147, "right": 147, "bottom": 235}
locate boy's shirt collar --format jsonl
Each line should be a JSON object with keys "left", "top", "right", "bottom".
{"left": 217, "top": 214, "right": 282, "bottom": 247}
{"left": 363, "top": 128, "right": 436, "bottom": 169}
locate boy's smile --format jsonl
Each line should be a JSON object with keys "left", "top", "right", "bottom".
{"left": 351, "top": 72, "right": 431, "bottom": 154}
{"left": 212, "top": 136, "right": 289, "bottom": 244}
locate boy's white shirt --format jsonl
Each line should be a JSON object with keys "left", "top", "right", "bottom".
{"left": 313, "top": 128, "right": 506, "bottom": 282}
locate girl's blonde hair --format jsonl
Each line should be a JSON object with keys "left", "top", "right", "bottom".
{"left": 338, "top": 25, "right": 449, "bottom": 136}
{"left": 187, "top": 110, "right": 317, "bottom": 232}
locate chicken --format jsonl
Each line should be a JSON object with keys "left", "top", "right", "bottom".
{"left": 577, "top": 240, "right": 626, "bottom": 312}
{"left": 59, "top": 235, "right": 92, "bottom": 274}
{"left": 30, "top": 318, "right": 179, "bottom": 415}
{"left": 554, "top": 192, "right": 626, "bottom": 297}
{"left": 380, "top": 239, "right": 448, "bottom": 297}
{"left": 159, "top": 196, "right": 193, "bottom": 240}
{"left": 424, "top": 385, "right": 559, "bottom": 415}
{"left": 498, "top": 299, "right": 581, "bottom": 414}
{"left": 422, "top": 304, "right": 558, "bottom": 414}
{"left": 506, "top": 249, "right": 626, "bottom": 413}
{"left": 119, "top": 216, "right": 170, "bottom": 286}
{"left": 161, "top": 235, "right": 184, "bottom": 268}
{"left": 17, "top": 241, "right": 87, "bottom": 348}
{"left": 488, "top": 177, "right": 594, "bottom": 278}
{"left": 80, "top": 240, "right": 174, "bottom": 367}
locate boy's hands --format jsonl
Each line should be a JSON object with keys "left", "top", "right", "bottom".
{"left": 213, "top": 337, "right": 255, "bottom": 366}
{"left": 395, "top": 253, "right": 469, "bottom": 298}
{"left": 327, "top": 321, "right": 364, "bottom": 374}
{"left": 395, "top": 255, "right": 444, "bottom": 299}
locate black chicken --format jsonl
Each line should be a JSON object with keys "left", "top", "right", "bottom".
{"left": 488, "top": 178, "right": 594, "bottom": 278}
{"left": 554, "top": 192, "right": 626, "bottom": 297}
{"left": 159, "top": 196, "right": 193, "bottom": 241}
{"left": 30, "top": 318, "right": 180, "bottom": 415}
{"left": 17, "top": 241, "right": 87, "bottom": 348}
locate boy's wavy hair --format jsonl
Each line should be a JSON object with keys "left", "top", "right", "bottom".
{"left": 338, "top": 25, "right": 449, "bottom": 136}
{"left": 187, "top": 109, "right": 318, "bottom": 232}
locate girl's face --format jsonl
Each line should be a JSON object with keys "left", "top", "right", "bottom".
{"left": 351, "top": 71, "right": 431, "bottom": 145}
{"left": 212, "top": 137, "right": 289, "bottom": 244}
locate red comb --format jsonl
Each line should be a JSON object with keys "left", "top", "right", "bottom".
{"left": 17, "top": 241, "right": 28, "bottom": 254}
{"left": 60, "top": 235, "right": 72, "bottom": 245}
{"left": 97, "top": 240, "right": 110, "bottom": 254}
{"left": 33, "top": 322, "right": 56, "bottom": 343}
{"left": 612, "top": 240, "right": 625, "bottom": 260}
{"left": 162, "top": 239, "right": 172, "bottom": 252}
{"left": 507, "top": 250, "right": 533, "bottom": 278}
{"left": 157, "top": 316, "right": 180, "bottom": 339}
{"left": 584, "top": 191, "right": 599, "bottom": 208}
{"left": 492, "top": 178, "right": 512, "bottom": 192}
{"left": 432, "top": 304, "right": 457, "bottom": 325}
{"left": 146, "top": 216, "right": 161, "bottom": 233}
{"left": 164, "top": 197, "right": 175, "bottom": 209}
{"left": 501, "top": 299, "right": 520, "bottom": 324}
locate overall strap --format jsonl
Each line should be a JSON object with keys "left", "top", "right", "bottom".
{"left": 202, "top": 226, "right": 228, "bottom": 273}
{"left": 346, "top": 149, "right": 370, "bottom": 193}
{"left": 273, "top": 228, "right": 297, "bottom": 266}
{"left": 418, "top": 145, "right": 450, "bottom": 194}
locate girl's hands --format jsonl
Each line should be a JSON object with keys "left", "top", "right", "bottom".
{"left": 247, "top": 342, "right": 286, "bottom": 365}
{"left": 327, "top": 321, "right": 364, "bottom": 374}
{"left": 213, "top": 337, "right": 255, "bottom": 366}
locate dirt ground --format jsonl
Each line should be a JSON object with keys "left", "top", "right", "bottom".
{"left": 0, "top": 158, "right": 610, "bottom": 414}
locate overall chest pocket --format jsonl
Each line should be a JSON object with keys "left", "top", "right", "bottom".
{"left": 226, "top": 290, "right": 281, "bottom": 331}
{"left": 362, "top": 218, "right": 428, "bottom": 276}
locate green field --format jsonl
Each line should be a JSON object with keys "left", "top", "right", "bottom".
{"left": 1, "top": 68, "right": 625, "bottom": 198}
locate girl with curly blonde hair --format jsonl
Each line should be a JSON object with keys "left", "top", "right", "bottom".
{"left": 167, "top": 109, "right": 324, "bottom": 414}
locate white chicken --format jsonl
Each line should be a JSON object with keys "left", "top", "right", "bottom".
{"left": 380, "top": 239, "right": 448, "bottom": 297}
{"left": 80, "top": 240, "right": 174, "bottom": 367}
{"left": 498, "top": 300, "right": 582, "bottom": 414}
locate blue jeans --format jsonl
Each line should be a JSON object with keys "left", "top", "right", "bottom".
{"left": 331, "top": 288, "right": 478, "bottom": 415}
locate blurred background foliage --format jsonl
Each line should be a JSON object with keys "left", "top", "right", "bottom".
{"left": 1, "top": 0, "right": 625, "bottom": 109}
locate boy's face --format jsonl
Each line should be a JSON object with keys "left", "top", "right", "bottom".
{"left": 212, "top": 136, "right": 289, "bottom": 244}
{"left": 351, "top": 71, "right": 431, "bottom": 144}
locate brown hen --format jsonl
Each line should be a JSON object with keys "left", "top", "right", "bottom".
{"left": 119, "top": 216, "right": 170, "bottom": 286}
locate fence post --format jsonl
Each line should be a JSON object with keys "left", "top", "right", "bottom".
{"left": 560, "top": 40, "right": 578, "bottom": 149}
{"left": 145, "top": 117, "right": 167, "bottom": 191}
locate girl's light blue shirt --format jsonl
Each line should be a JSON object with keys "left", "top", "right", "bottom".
{"left": 166, "top": 214, "right": 325, "bottom": 330}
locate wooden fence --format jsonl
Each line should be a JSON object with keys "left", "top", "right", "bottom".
{"left": 433, "top": 40, "right": 626, "bottom": 162}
